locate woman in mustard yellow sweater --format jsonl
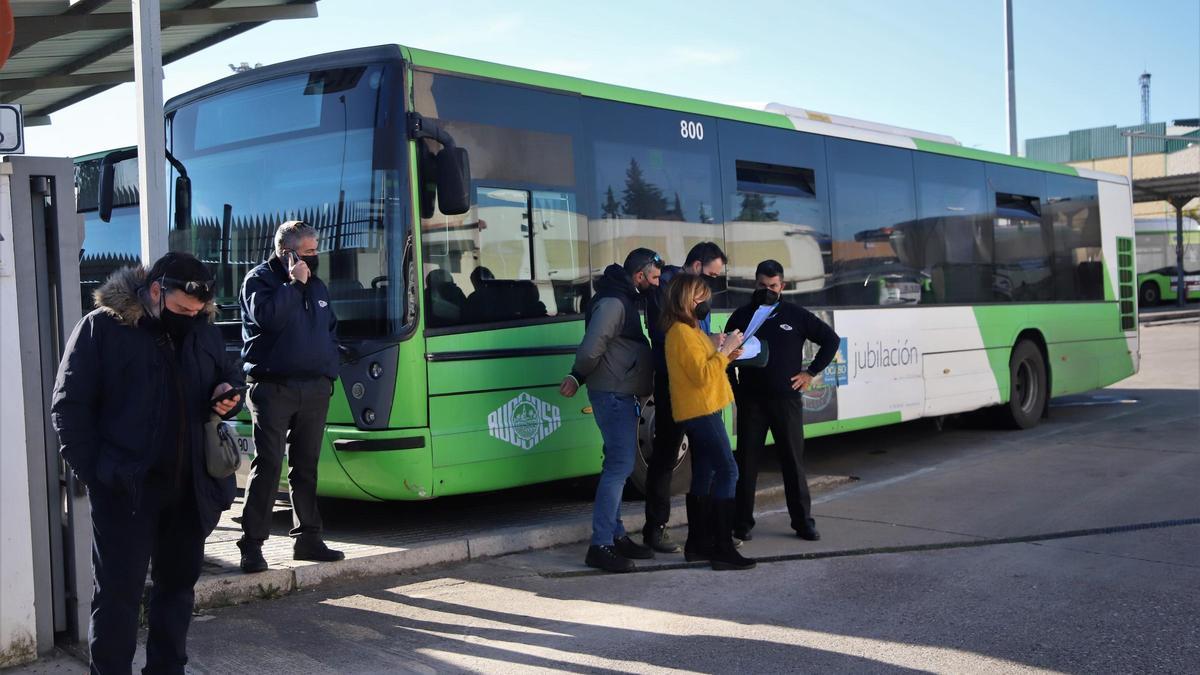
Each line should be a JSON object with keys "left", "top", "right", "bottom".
{"left": 662, "top": 275, "right": 756, "bottom": 571}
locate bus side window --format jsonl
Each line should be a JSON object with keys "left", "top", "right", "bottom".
{"left": 1046, "top": 175, "right": 1102, "bottom": 301}
{"left": 827, "top": 138, "right": 921, "bottom": 306}
{"left": 717, "top": 119, "right": 832, "bottom": 308}
{"left": 987, "top": 165, "right": 1052, "bottom": 303}
{"left": 913, "top": 152, "right": 991, "bottom": 304}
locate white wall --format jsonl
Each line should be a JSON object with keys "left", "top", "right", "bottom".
{"left": 0, "top": 168, "right": 39, "bottom": 668}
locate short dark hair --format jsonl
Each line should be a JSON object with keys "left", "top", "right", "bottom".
{"left": 684, "top": 241, "right": 727, "bottom": 268}
{"left": 147, "top": 251, "right": 214, "bottom": 301}
{"left": 623, "top": 248, "right": 663, "bottom": 276}
{"left": 470, "top": 266, "right": 494, "bottom": 287}
{"left": 755, "top": 259, "right": 785, "bottom": 279}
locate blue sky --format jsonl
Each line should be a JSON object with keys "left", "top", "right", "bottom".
{"left": 23, "top": 0, "right": 1200, "bottom": 158}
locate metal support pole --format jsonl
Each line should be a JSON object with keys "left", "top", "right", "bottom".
{"left": 1004, "top": 0, "right": 1018, "bottom": 156}
{"left": 1171, "top": 197, "right": 1187, "bottom": 307}
{"left": 132, "top": 0, "right": 167, "bottom": 264}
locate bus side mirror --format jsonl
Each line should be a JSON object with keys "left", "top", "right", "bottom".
{"left": 99, "top": 161, "right": 116, "bottom": 223}
{"left": 436, "top": 147, "right": 471, "bottom": 215}
{"left": 174, "top": 175, "right": 192, "bottom": 229}
{"left": 98, "top": 147, "right": 137, "bottom": 223}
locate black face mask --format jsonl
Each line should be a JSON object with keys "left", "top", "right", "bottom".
{"left": 752, "top": 288, "right": 781, "bottom": 306}
{"left": 694, "top": 301, "right": 711, "bottom": 322}
{"left": 300, "top": 255, "right": 319, "bottom": 275}
{"left": 160, "top": 307, "right": 198, "bottom": 341}
{"left": 703, "top": 275, "right": 722, "bottom": 292}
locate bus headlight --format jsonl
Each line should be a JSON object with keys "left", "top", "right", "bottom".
{"left": 362, "top": 409, "right": 376, "bottom": 425}
{"left": 369, "top": 362, "right": 383, "bottom": 379}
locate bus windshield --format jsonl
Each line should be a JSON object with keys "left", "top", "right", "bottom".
{"left": 166, "top": 63, "right": 409, "bottom": 340}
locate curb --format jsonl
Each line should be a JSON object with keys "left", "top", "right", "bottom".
{"left": 194, "top": 474, "right": 852, "bottom": 610}
{"left": 1139, "top": 308, "right": 1200, "bottom": 324}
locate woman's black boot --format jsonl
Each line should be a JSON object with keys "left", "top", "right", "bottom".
{"left": 683, "top": 494, "right": 712, "bottom": 562}
{"left": 710, "top": 498, "right": 757, "bottom": 571}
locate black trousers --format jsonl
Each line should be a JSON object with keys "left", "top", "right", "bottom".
{"left": 88, "top": 479, "right": 206, "bottom": 675}
{"left": 734, "top": 395, "right": 813, "bottom": 534}
{"left": 644, "top": 372, "right": 685, "bottom": 529}
{"left": 241, "top": 377, "right": 332, "bottom": 542}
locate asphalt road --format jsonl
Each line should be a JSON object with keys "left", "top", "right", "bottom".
{"left": 21, "top": 322, "right": 1199, "bottom": 674}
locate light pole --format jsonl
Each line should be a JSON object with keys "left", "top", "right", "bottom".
{"left": 1004, "top": 0, "right": 1018, "bottom": 156}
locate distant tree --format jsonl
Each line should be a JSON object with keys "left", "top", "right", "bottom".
{"left": 736, "top": 193, "right": 779, "bottom": 222}
{"left": 670, "top": 193, "right": 684, "bottom": 220}
{"left": 601, "top": 186, "right": 621, "bottom": 219}
{"left": 228, "top": 62, "right": 262, "bottom": 73}
{"left": 621, "top": 158, "right": 667, "bottom": 219}
{"left": 697, "top": 203, "right": 711, "bottom": 224}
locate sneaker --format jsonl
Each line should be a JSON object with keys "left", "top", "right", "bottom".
{"left": 293, "top": 537, "right": 345, "bottom": 562}
{"left": 614, "top": 535, "right": 654, "bottom": 560}
{"left": 238, "top": 541, "right": 268, "bottom": 574}
{"left": 585, "top": 545, "right": 635, "bottom": 573}
{"left": 642, "top": 525, "right": 682, "bottom": 554}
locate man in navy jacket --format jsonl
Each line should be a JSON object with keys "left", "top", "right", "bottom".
{"left": 52, "top": 252, "right": 243, "bottom": 673}
{"left": 237, "top": 220, "right": 343, "bottom": 572}
{"left": 726, "top": 259, "right": 840, "bottom": 542}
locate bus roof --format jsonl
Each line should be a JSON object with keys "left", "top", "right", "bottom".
{"left": 72, "top": 145, "right": 135, "bottom": 163}
{"left": 1135, "top": 216, "right": 1200, "bottom": 233}
{"left": 402, "top": 46, "right": 1106, "bottom": 181}
{"left": 165, "top": 44, "right": 1123, "bottom": 185}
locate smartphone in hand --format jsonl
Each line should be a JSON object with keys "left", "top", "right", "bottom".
{"left": 209, "top": 385, "right": 248, "bottom": 407}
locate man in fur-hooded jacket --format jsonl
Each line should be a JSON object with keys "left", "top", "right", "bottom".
{"left": 51, "top": 252, "right": 243, "bottom": 675}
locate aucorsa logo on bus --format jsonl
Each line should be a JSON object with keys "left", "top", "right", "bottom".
{"left": 488, "top": 392, "right": 562, "bottom": 450}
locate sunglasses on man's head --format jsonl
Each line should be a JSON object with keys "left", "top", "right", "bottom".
{"left": 648, "top": 252, "right": 664, "bottom": 269}
{"left": 161, "top": 276, "right": 214, "bottom": 301}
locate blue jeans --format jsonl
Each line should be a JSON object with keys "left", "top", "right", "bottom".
{"left": 683, "top": 412, "right": 739, "bottom": 499}
{"left": 588, "top": 390, "right": 639, "bottom": 546}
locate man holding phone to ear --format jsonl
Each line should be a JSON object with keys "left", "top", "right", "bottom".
{"left": 238, "top": 220, "right": 343, "bottom": 573}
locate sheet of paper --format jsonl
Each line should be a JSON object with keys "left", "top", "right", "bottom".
{"left": 741, "top": 305, "right": 776, "bottom": 342}
{"left": 736, "top": 336, "right": 761, "bottom": 361}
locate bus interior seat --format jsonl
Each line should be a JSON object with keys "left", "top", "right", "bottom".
{"left": 464, "top": 279, "right": 547, "bottom": 324}
{"left": 425, "top": 269, "right": 466, "bottom": 326}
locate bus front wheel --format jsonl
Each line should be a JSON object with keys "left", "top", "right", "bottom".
{"left": 1139, "top": 281, "right": 1160, "bottom": 307}
{"left": 1002, "top": 340, "right": 1047, "bottom": 430}
{"left": 629, "top": 395, "right": 692, "bottom": 498}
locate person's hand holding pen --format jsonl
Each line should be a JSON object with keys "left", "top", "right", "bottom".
{"left": 718, "top": 329, "right": 744, "bottom": 359}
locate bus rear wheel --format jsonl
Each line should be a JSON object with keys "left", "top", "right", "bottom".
{"left": 1002, "top": 340, "right": 1047, "bottom": 430}
{"left": 629, "top": 395, "right": 692, "bottom": 497}
{"left": 1139, "top": 281, "right": 1160, "bottom": 306}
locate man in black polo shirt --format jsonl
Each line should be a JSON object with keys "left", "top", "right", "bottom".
{"left": 726, "top": 259, "right": 839, "bottom": 542}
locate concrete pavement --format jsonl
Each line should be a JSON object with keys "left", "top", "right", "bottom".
{"left": 14, "top": 321, "right": 1198, "bottom": 673}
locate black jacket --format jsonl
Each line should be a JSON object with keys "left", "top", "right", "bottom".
{"left": 726, "top": 300, "right": 840, "bottom": 400}
{"left": 646, "top": 265, "right": 712, "bottom": 373}
{"left": 51, "top": 266, "right": 243, "bottom": 533}
{"left": 239, "top": 255, "right": 339, "bottom": 380}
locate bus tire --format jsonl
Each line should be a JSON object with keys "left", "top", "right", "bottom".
{"left": 629, "top": 395, "right": 692, "bottom": 498}
{"left": 1002, "top": 340, "right": 1047, "bottom": 430}
{"left": 1139, "top": 281, "right": 1160, "bottom": 307}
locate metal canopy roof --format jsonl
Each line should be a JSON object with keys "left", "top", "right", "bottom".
{"left": 1132, "top": 173, "right": 1200, "bottom": 205}
{"left": 0, "top": 0, "right": 318, "bottom": 125}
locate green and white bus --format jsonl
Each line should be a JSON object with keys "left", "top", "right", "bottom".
{"left": 1135, "top": 217, "right": 1200, "bottom": 305}
{"left": 107, "top": 45, "right": 1138, "bottom": 501}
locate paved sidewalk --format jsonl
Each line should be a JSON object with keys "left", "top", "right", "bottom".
{"left": 196, "top": 474, "right": 851, "bottom": 609}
